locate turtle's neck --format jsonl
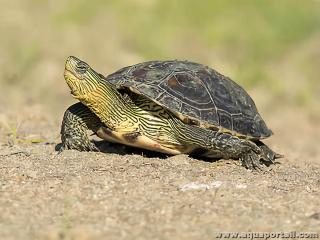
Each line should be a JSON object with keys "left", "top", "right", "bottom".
{"left": 78, "top": 81, "right": 134, "bottom": 130}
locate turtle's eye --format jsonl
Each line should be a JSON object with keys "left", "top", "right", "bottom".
{"left": 76, "top": 62, "right": 89, "bottom": 74}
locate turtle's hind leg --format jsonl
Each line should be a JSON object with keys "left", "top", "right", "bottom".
{"left": 175, "top": 122, "right": 281, "bottom": 170}
{"left": 60, "top": 102, "right": 102, "bottom": 152}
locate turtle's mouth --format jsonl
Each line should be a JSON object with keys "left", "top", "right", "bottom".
{"left": 64, "top": 69, "right": 83, "bottom": 98}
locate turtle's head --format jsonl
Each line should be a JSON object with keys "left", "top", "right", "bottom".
{"left": 64, "top": 56, "right": 103, "bottom": 99}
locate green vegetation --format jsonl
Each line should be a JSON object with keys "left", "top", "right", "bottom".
{"left": 1, "top": 0, "right": 319, "bottom": 108}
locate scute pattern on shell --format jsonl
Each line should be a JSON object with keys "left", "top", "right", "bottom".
{"left": 106, "top": 60, "right": 272, "bottom": 138}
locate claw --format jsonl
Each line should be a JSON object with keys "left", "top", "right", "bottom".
{"left": 60, "top": 102, "right": 103, "bottom": 154}
{"left": 57, "top": 145, "right": 65, "bottom": 155}
{"left": 88, "top": 142, "right": 100, "bottom": 152}
{"left": 59, "top": 138, "right": 99, "bottom": 153}
{"left": 240, "top": 150, "right": 265, "bottom": 171}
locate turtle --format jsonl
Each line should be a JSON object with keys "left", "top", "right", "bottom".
{"left": 61, "top": 56, "right": 282, "bottom": 170}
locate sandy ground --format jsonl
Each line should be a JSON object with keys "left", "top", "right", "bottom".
{"left": 0, "top": 103, "right": 319, "bottom": 240}
{"left": 1, "top": 1, "right": 319, "bottom": 239}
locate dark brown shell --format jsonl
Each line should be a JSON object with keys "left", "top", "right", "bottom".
{"left": 106, "top": 60, "right": 272, "bottom": 139}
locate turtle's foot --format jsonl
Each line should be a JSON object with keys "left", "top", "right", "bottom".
{"left": 240, "top": 150, "right": 264, "bottom": 170}
{"left": 60, "top": 102, "right": 102, "bottom": 153}
{"left": 239, "top": 141, "right": 283, "bottom": 170}
{"left": 60, "top": 135, "right": 99, "bottom": 153}
{"left": 238, "top": 140, "right": 264, "bottom": 170}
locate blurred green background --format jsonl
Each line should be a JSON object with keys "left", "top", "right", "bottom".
{"left": 0, "top": 0, "right": 319, "bottom": 113}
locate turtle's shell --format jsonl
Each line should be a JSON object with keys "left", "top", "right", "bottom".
{"left": 106, "top": 60, "right": 272, "bottom": 139}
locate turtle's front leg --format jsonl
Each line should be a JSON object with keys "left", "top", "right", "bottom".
{"left": 60, "top": 102, "right": 102, "bottom": 152}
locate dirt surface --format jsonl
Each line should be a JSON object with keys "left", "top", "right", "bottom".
{"left": 0, "top": 104, "right": 320, "bottom": 240}
{"left": 1, "top": 1, "right": 320, "bottom": 239}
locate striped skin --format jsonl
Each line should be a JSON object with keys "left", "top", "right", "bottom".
{"left": 61, "top": 56, "right": 281, "bottom": 170}
{"left": 60, "top": 102, "right": 101, "bottom": 152}
{"left": 65, "top": 70, "right": 252, "bottom": 156}
{"left": 65, "top": 57, "right": 186, "bottom": 152}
